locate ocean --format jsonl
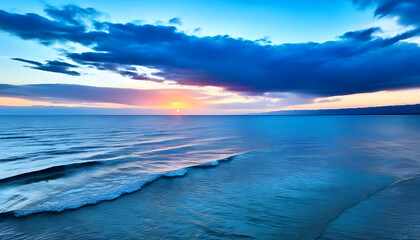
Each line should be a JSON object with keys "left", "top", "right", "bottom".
{"left": 0, "top": 115, "right": 419, "bottom": 239}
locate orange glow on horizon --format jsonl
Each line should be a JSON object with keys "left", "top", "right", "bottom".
{"left": 0, "top": 97, "right": 141, "bottom": 108}
{"left": 0, "top": 97, "right": 80, "bottom": 107}
{"left": 282, "top": 88, "right": 420, "bottom": 111}
{"left": 157, "top": 101, "right": 193, "bottom": 109}
{"left": 171, "top": 102, "right": 188, "bottom": 109}
{"left": 0, "top": 92, "right": 204, "bottom": 110}
{"left": 2, "top": 87, "right": 420, "bottom": 114}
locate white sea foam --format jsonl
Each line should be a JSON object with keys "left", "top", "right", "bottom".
{"left": 197, "top": 161, "right": 220, "bottom": 167}
{"left": 4, "top": 155, "right": 239, "bottom": 217}
{"left": 163, "top": 168, "right": 189, "bottom": 177}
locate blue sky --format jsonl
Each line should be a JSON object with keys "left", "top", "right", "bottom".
{"left": 0, "top": 0, "right": 419, "bottom": 114}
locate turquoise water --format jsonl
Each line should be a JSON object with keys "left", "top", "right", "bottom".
{"left": 0, "top": 115, "right": 420, "bottom": 239}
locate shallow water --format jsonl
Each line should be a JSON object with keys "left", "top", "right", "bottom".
{"left": 0, "top": 115, "right": 420, "bottom": 239}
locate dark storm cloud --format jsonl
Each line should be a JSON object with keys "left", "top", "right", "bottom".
{"left": 12, "top": 58, "right": 80, "bottom": 76}
{"left": 65, "top": 26, "right": 420, "bottom": 96}
{"left": 44, "top": 4, "right": 102, "bottom": 26}
{"left": 168, "top": 17, "right": 182, "bottom": 26}
{"left": 353, "top": 0, "right": 420, "bottom": 28}
{"left": 1, "top": 4, "right": 420, "bottom": 96}
{"left": 339, "top": 27, "right": 381, "bottom": 41}
{"left": 0, "top": 7, "right": 106, "bottom": 45}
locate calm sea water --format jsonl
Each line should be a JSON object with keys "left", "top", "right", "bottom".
{"left": 0, "top": 115, "right": 420, "bottom": 239}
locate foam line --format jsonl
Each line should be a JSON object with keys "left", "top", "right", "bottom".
{"left": 0, "top": 153, "right": 244, "bottom": 217}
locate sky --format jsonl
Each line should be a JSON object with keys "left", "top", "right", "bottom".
{"left": 0, "top": 0, "right": 419, "bottom": 114}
